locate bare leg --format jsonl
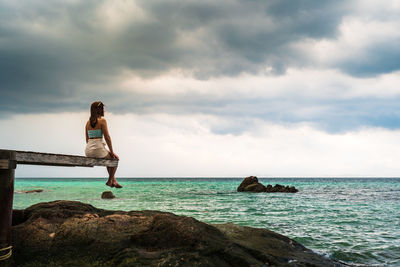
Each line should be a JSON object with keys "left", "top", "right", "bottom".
{"left": 105, "top": 153, "right": 121, "bottom": 188}
{"left": 110, "top": 166, "right": 121, "bottom": 188}
{"left": 106, "top": 167, "right": 114, "bottom": 187}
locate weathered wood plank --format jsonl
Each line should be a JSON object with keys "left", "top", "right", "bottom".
{"left": 0, "top": 150, "right": 118, "bottom": 168}
{"left": 15, "top": 151, "right": 118, "bottom": 167}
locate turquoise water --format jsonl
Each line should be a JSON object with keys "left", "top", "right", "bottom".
{"left": 14, "top": 178, "right": 400, "bottom": 266}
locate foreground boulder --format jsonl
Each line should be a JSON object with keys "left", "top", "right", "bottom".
{"left": 10, "top": 200, "right": 347, "bottom": 266}
{"left": 238, "top": 176, "right": 299, "bottom": 193}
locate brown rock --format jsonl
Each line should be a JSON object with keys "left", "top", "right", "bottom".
{"left": 265, "top": 184, "right": 299, "bottom": 193}
{"left": 288, "top": 186, "right": 299, "bottom": 193}
{"left": 101, "top": 191, "right": 115, "bottom": 199}
{"left": 19, "top": 189, "right": 44, "bottom": 193}
{"left": 243, "top": 183, "right": 266, "bottom": 192}
{"left": 237, "top": 176, "right": 259, "bottom": 192}
{"left": 11, "top": 200, "right": 348, "bottom": 266}
{"left": 12, "top": 210, "right": 25, "bottom": 226}
{"left": 238, "top": 177, "right": 299, "bottom": 193}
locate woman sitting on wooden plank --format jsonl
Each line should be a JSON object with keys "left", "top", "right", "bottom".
{"left": 85, "top": 101, "right": 122, "bottom": 188}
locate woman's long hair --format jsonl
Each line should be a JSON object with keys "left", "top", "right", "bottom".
{"left": 89, "top": 101, "right": 104, "bottom": 128}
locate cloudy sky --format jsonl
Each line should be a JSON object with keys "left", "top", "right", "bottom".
{"left": 1, "top": 0, "right": 400, "bottom": 177}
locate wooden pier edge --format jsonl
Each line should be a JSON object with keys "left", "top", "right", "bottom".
{"left": 0, "top": 149, "right": 118, "bottom": 265}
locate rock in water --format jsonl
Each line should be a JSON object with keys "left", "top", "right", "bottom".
{"left": 17, "top": 189, "right": 44, "bottom": 194}
{"left": 101, "top": 191, "right": 115, "bottom": 199}
{"left": 11, "top": 200, "right": 348, "bottom": 266}
{"left": 237, "top": 176, "right": 259, "bottom": 192}
{"left": 243, "top": 183, "right": 266, "bottom": 192}
{"left": 237, "top": 176, "right": 299, "bottom": 193}
{"left": 265, "top": 184, "right": 299, "bottom": 193}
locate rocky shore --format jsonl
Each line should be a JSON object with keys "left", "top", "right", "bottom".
{"left": 11, "top": 200, "right": 348, "bottom": 266}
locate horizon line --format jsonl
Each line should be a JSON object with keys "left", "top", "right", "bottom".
{"left": 15, "top": 176, "right": 400, "bottom": 179}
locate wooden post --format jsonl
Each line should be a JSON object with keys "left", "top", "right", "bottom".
{"left": 0, "top": 150, "right": 16, "bottom": 266}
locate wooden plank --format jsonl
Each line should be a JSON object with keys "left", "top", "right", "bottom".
{"left": 15, "top": 151, "right": 118, "bottom": 167}
{"left": 0, "top": 150, "right": 118, "bottom": 168}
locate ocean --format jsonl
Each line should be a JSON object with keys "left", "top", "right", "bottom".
{"left": 13, "top": 177, "right": 400, "bottom": 266}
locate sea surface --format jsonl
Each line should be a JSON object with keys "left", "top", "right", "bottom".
{"left": 14, "top": 177, "right": 400, "bottom": 266}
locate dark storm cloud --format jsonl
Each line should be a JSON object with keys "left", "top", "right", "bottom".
{"left": 0, "top": 0, "right": 349, "bottom": 110}
{"left": 1, "top": 0, "right": 400, "bottom": 133}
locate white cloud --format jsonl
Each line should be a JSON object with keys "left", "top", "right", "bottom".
{"left": 97, "top": 0, "right": 150, "bottom": 32}
{"left": 292, "top": 2, "right": 400, "bottom": 76}
{"left": 296, "top": 17, "right": 400, "bottom": 64}
{"left": 117, "top": 67, "right": 400, "bottom": 100}
{"left": 353, "top": 0, "right": 400, "bottom": 18}
{"left": 1, "top": 112, "right": 400, "bottom": 177}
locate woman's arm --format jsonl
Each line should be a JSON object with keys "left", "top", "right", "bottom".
{"left": 102, "top": 119, "right": 118, "bottom": 158}
{"left": 85, "top": 122, "right": 89, "bottom": 143}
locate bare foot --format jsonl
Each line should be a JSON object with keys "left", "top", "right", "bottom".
{"left": 113, "top": 182, "right": 123, "bottom": 188}
{"left": 106, "top": 181, "right": 115, "bottom": 188}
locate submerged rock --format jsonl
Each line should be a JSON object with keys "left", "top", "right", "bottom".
{"left": 238, "top": 176, "right": 299, "bottom": 193}
{"left": 11, "top": 200, "right": 348, "bottom": 266}
{"left": 16, "top": 189, "right": 44, "bottom": 194}
{"left": 101, "top": 191, "right": 115, "bottom": 199}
